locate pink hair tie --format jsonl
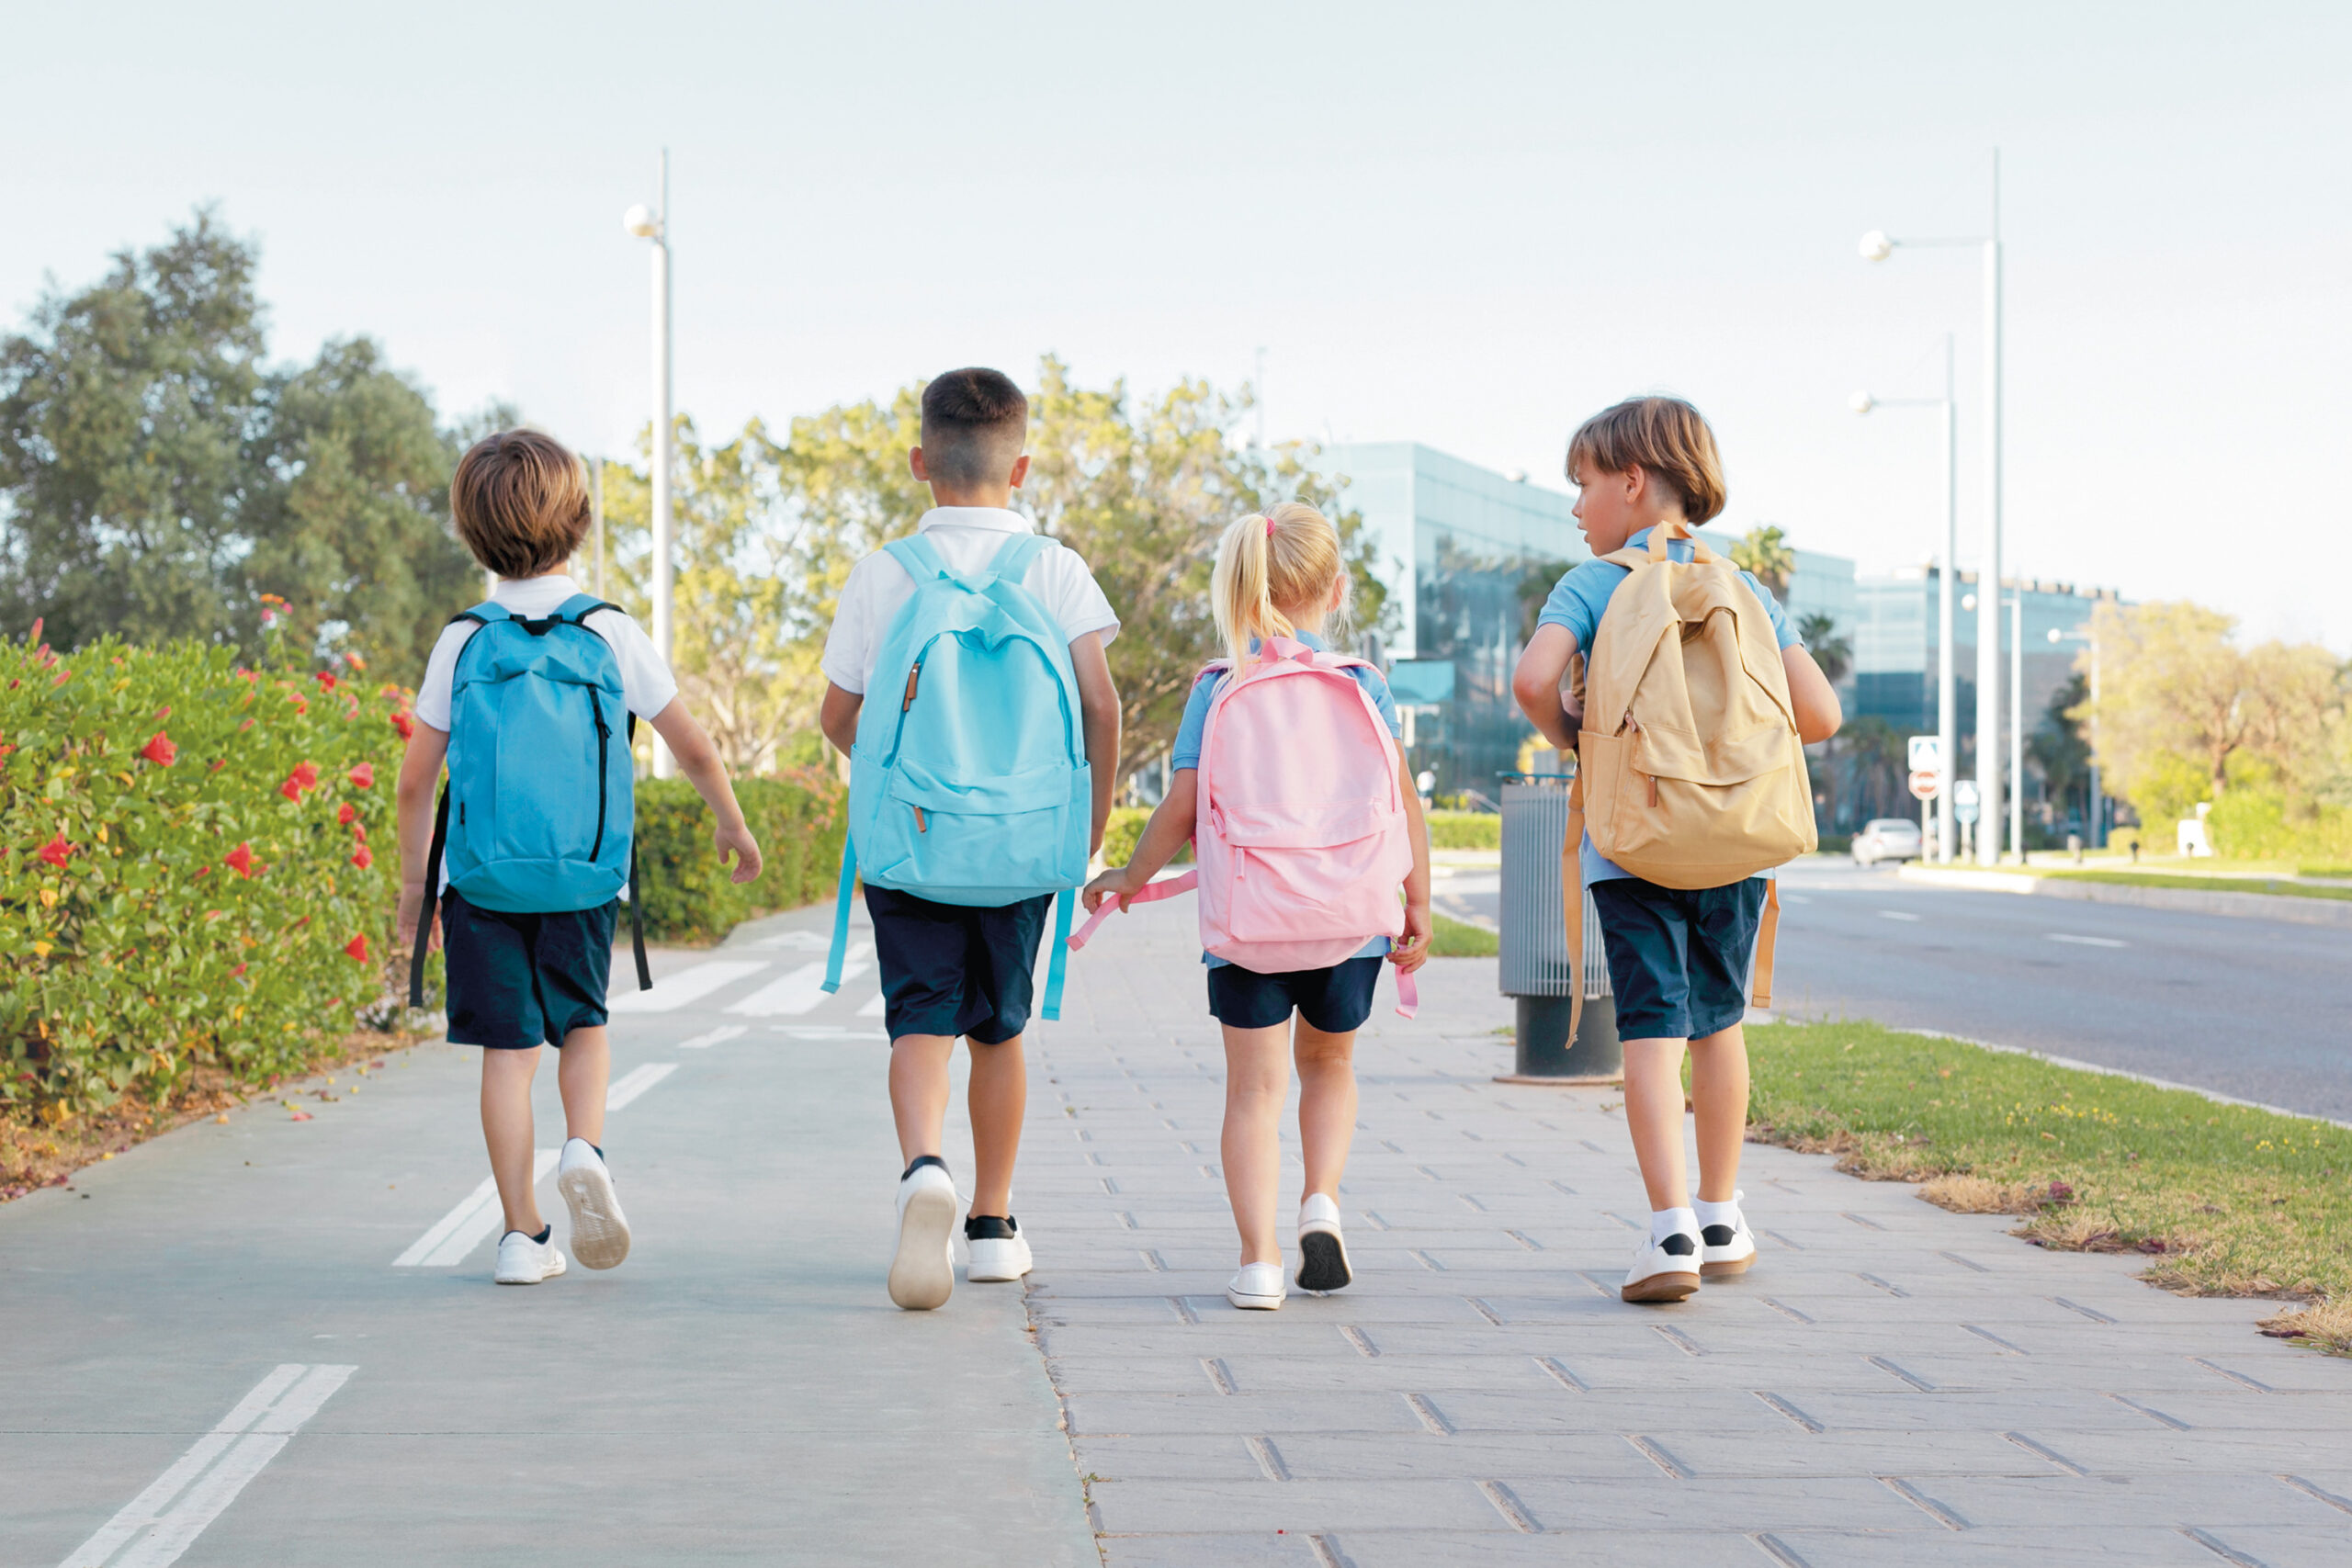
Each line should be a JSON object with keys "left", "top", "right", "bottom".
{"left": 1264, "top": 513, "right": 1277, "bottom": 537}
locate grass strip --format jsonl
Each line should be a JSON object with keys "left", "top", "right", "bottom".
{"left": 1429, "top": 913, "right": 1499, "bottom": 957}
{"left": 1746, "top": 1018, "right": 2352, "bottom": 1353}
{"left": 2036, "top": 868, "right": 2352, "bottom": 901}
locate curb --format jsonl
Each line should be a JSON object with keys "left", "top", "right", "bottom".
{"left": 1896, "top": 864, "right": 2352, "bottom": 930}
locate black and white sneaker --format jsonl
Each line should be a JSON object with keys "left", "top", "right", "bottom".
{"left": 1701, "top": 1190, "right": 1758, "bottom": 1278}
{"left": 966, "top": 1214, "right": 1032, "bottom": 1282}
{"left": 1295, "top": 1193, "right": 1351, "bottom": 1292}
{"left": 1621, "top": 1232, "right": 1701, "bottom": 1303}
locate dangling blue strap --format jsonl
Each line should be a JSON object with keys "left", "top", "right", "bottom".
{"left": 820, "top": 836, "right": 857, "bottom": 994}
{"left": 1039, "top": 887, "right": 1075, "bottom": 1021}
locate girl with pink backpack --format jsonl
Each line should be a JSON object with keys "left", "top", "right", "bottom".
{"left": 1080, "top": 502, "right": 1431, "bottom": 1312}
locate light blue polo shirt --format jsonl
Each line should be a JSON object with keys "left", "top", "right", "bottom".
{"left": 1535, "top": 526, "right": 1803, "bottom": 886}
{"left": 1170, "top": 632, "right": 1404, "bottom": 968}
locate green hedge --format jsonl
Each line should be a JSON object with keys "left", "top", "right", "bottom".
{"left": 1426, "top": 810, "right": 1499, "bottom": 850}
{"left": 633, "top": 772, "right": 846, "bottom": 944}
{"left": 2, "top": 617, "right": 410, "bottom": 1114}
{"left": 1101, "top": 806, "right": 1192, "bottom": 870}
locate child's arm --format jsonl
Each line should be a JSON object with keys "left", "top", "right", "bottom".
{"left": 1069, "top": 631, "right": 1120, "bottom": 855}
{"left": 1082, "top": 769, "right": 1194, "bottom": 912}
{"left": 647, "top": 701, "right": 764, "bottom": 885}
{"left": 395, "top": 721, "right": 450, "bottom": 952}
{"left": 1511, "top": 623, "right": 1582, "bottom": 753}
{"left": 1783, "top": 646, "right": 1843, "bottom": 744}
{"left": 820, "top": 682, "right": 862, "bottom": 759}
{"left": 1392, "top": 751, "right": 1433, "bottom": 974}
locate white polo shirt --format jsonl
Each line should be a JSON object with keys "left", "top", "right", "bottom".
{"left": 413, "top": 574, "right": 678, "bottom": 732}
{"left": 820, "top": 507, "right": 1120, "bottom": 694}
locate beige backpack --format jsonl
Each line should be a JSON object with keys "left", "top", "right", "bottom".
{"left": 1563, "top": 519, "right": 1815, "bottom": 1034}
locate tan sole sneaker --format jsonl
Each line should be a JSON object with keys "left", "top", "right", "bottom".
{"left": 1622, "top": 1269, "right": 1701, "bottom": 1303}
{"left": 558, "top": 1159, "right": 631, "bottom": 1270}
{"left": 889, "top": 1173, "right": 957, "bottom": 1311}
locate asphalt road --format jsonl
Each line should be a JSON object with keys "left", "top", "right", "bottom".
{"left": 1435, "top": 857, "right": 2352, "bottom": 1124}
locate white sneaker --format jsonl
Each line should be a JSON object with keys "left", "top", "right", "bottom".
{"left": 889, "top": 1159, "right": 957, "bottom": 1310}
{"left": 1701, "top": 1191, "right": 1758, "bottom": 1278}
{"left": 494, "top": 1227, "right": 567, "bottom": 1285}
{"left": 557, "top": 1137, "right": 630, "bottom": 1270}
{"left": 1621, "top": 1233, "right": 1701, "bottom": 1303}
{"left": 1295, "top": 1193, "right": 1351, "bottom": 1292}
{"left": 966, "top": 1215, "right": 1033, "bottom": 1282}
{"left": 1227, "top": 1260, "right": 1287, "bottom": 1311}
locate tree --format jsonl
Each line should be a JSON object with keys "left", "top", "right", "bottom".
{"left": 1797, "top": 611, "right": 1851, "bottom": 828}
{"left": 2029, "top": 670, "right": 2091, "bottom": 826}
{"left": 1729, "top": 524, "right": 1794, "bottom": 602}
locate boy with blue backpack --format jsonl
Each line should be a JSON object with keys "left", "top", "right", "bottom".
{"left": 817, "top": 367, "right": 1121, "bottom": 1311}
{"left": 396, "top": 429, "right": 763, "bottom": 1286}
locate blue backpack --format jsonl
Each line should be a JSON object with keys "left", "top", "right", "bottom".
{"left": 407, "top": 594, "right": 651, "bottom": 1005}
{"left": 821, "top": 532, "right": 1091, "bottom": 1019}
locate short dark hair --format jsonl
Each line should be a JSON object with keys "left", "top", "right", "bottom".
{"left": 1565, "top": 396, "right": 1728, "bottom": 524}
{"left": 920, "top": 367, "right": 1029, "bottom": 489}
{"left": 450, "top": 429, "right": 594, "bottom": 578}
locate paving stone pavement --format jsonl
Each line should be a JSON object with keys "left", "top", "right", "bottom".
{"left": 1023, "top": 901, "right": 2352, "bottom": 1567}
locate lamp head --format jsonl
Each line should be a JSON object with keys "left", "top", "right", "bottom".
{"left": 1849, "top": 391, "right": 1876, "bottom": 415}
{"left": 1962, "top": 592, "right": 1978, "bottom": 613}
{"left": 2047, "top": 627, "right": 2064, "bottom": 644}
{"left": 1859, "top": 230, "right": 1894, "bottom": 263}
{"left": 623, "top": 203, "right": 661, "bottom": 239}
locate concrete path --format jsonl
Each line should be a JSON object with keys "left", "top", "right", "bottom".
{"left": 0, "top": 900, "right": 1091, "bottom": 1567}
{"left": 1034, "top": 897, "right": 2352, "bottom": 1566}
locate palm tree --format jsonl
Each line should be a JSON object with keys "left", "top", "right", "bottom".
{"left": 1730, "top": 525, "right": 1795, "bottom": 603}
{"left": 1797, "top": 612, "right": 1852, "bottom": 829}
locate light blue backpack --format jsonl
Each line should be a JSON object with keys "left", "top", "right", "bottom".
{"left": 407, "top": 594, "right": 651, "bottom": 1005}
{"left": 821, "top": 532, "right": 1091, "bottom": 1019}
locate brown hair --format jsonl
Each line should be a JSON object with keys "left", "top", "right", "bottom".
{"left": 1210, "top": 502, "right": 1349, "bottom": 670}
{"left": 920, "top": 367, "right": 1029, "bottom": 489}
{"left": 449, "top": 429, "right": 594, "bottom": 578}
{"left": 1565, "top": 396, "right": 1727, "bottom": 524}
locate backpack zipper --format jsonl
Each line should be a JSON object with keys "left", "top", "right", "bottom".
{"left": 912, "top": 805, "right": 928, "bottom": 833}
{"left": 588, "top": 690, "right": 612, "bottom": 860}
{"left": 902, "top": 657, "right": 923, "bottom": 711}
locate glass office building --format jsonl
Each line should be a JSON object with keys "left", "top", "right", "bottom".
{"left": 1850, "top": 568, "right": 2120, "bottom": 755}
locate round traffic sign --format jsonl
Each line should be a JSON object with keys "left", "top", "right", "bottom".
{"left": 1908, "top": 770, "right": 1940, "bottom": 802}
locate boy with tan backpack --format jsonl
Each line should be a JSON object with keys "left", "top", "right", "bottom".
{"left": 1512, "top": 397, "right": 1843, "bottom": 1303}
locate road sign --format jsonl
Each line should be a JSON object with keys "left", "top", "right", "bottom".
{"left": 1952, "top": 778, "right": 1981, "bottom": 826}
{"left": 1907, "top": 735, "right": 1941, "bottom": 773}
{"left": 1909, "top": 770, "right": 1940, "bottom": 801}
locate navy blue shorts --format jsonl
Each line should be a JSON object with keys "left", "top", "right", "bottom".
{"left": 1206, "top": 955, "right": 1384, "bottom": 1032}
{"left": 1589, "top": 877, "right": 1769, "bottom": 1043}
{"left": 865, "top": 886, "right": 1054, "bottom": 1044}
{"left": 440, "top": 888, "right": 617, "bottom": 1050}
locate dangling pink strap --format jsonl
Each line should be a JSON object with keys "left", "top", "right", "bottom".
{"left": 1066, "top": 870, "right": 1199, "bottom": 950}
{"left": 1392, "top": 965, "right": 1419, "bottom": 1020}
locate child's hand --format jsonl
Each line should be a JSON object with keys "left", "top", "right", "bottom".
{"left": 1082, "top": 865, "right": 1139, "bottom": 914}
{"left": 396, "top": 882, "right": 439, "bottom": 953}
{"left": 1391, "top": 901, "right": 1433, "bottom": 975}
{"left": 716, "top": 823, "right": 763, "bottom": 885}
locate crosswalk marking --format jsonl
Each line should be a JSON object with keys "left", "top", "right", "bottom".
{"left": 677, "top": 1024, "right": 749, "bottom": 1050}
{"left": 727, "top": 945, "right": 872, "bottom": 1016}
{"left": 605, "top": 1063, "right": 677, "bottom": 1111}
{"left": 607, "top": 959, "right": 767, "bottom": 1013}
{"left": 392, "top": 1150, "right": 560, "bottom": 1268}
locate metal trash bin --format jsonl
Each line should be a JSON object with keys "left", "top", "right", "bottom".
{"left": 1497, "top": 777, "right": 1622, "bottom": 1082}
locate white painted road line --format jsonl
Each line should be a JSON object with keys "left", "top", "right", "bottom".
{"left": 605, "top": 1062, "right": 678, "bottom": 1112}
{"left": 393, "top": 1149, "right": 560, "bottom": 1267}
{"left": 2049, "top": 931, "right": 2129, "bottom": 949}
{"left": 744, "top": 929, "right": 830, "bottom": 951}
{"left": 1877, "top": 909, "right": 1923, "bottom": 922}
{"left": 728, "top": 947, "right": 872, "bottom": 1016}
{"left": 677, "top": 1023, "right": 749, "bottom": 1050}
{"left": 62, "top": 1363, "right": 353, "bottom": 1568}
{"left": 774, "top": 1025, "right": 891, "bottom": 1041}
{"left": 606, "top": 959, "right": 768, "bottom": 1013}
{"left": 857, "top": 991, "right": 886, "bottom": 1018}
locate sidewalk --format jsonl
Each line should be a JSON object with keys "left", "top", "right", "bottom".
{"left": 1033, "top": 900, "right": 2352, "bottom": 1565}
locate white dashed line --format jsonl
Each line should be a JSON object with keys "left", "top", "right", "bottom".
{"left": 1877, "top": 909, "right": 1923, "bottom": 922}
{"left": 728, "top": 947, "right": 872, "bottom": 1016}
{"left": 605, "top": 1063, "right": 678, "bottom": 1112}
{"left": 607, "top": 960, "right": 768, "bottom": 1013}
{"left": 677, "top": 1024, "right": 748, "bottom": 1050}
{"left": 392, "top": 1150, "right": 560, "bottom": 1267}
{"left": 2048, "top": 932, "right": 2127, "bottom": 949}
{"left": 857, "top": 992, "right": 887, "bottom": 1018}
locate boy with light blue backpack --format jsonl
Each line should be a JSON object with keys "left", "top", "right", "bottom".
{"left": 397, "top": 430, "right": 763, "bottom": 1286}
{"left": 818, "top": 368, "right": 1121, "bottom": 1311}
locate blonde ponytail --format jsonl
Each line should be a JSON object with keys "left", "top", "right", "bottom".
{"left": 1210, "top": 502, "right": 1348, "bottom": 671}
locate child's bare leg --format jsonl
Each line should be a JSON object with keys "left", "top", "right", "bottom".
{"left": 888, "top": 1034, "right": 956, "bottom": 1167}
{"left": 555, "top": 1024, "right": 609, "bottom": 1147}
{"left": 481, "top": 1047, "right": 544, "bottom": 1235}
{"left": 1621, "top": 1037, "right": 1693, "bottom": 1213}
{"left": 1220, "top": 1021, "right": 1293, "bottom": 1265}
{"left": 1686, "top": 1022, "right": 1749, "bottom": 1202}
{"left": 967, "top": 1033, "right": 1026, "bottom": 1216}
{"left": 1292, "top": 1021, "right": 1358, "bottom": 1201}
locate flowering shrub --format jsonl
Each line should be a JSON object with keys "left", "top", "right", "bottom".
{"left": 1, "top": 619, "right": 412, "bottom": 1116}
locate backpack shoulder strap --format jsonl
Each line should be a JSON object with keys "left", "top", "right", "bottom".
{"left": 553, "top": 593, "right": 621, "bottom": 623}
{"left": 449, "top": 601, "right": 505, "bottom": 626}
{"left": 987, "top": 531, "right": 1051, "bottom": 585}
{"left": 882, "top": 533, "right": 951, "bottom": 585}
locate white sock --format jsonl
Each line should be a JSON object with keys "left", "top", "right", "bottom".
{"left": 1693, "top": 1196, "right": 1742, "bottom": 1233}
{"left": 1650, "top": 1206, "right": 1697, "bottom": 1245}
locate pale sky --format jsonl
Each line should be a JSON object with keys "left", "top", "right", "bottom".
{"left": 6, "top": 2, "right": 2347, "bottom": 647}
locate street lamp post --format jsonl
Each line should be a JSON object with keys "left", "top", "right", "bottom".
{"left": 1850, "top": 331, "right": 1958, "bottom": 863}
{"left": 1862, "top": 149, "right": 2004, "bottom": 863}
{"left": 2049, "top": 623, "right": 2104, "bottom": 848}
{"left": 624, "top": 151, "right": 675, "bottom": 779}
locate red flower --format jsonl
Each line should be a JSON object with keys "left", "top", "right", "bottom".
{"left": 315, "top": 671, "right": 338, "bottom": 692}
{"left": 230, "top": 962, "right": 247, "bottom": 977}
{"left": 390, "top": 711, "right": 415, "bottom": 741}
{"left": 37, "top": 833, "right": 71, "bottom": 870}
{"left": 344, "top": 933, "right": 370, "bottom": 963}
{"left": 347, "top": 761, "right": 374, "bottom": 789}
{"left": 351, "top": 845, "right": 374, "bottom": 870}
{"left": 26, "top": 617, "right": 40, "bottom": 645}
{"left": 345, "top": 652, "right": 368, "bottom": 671}
{"left": 156, "top": 705, "right": 172, "bottom": 719}
{"left": 288, "top": 694, "right": 308, "bottom": 714}
{"left": 288, "top": 1110, "right": 311, "bottom": 1122}
{"left": 224, "top": 842, "right": 255, "bottom": 878}
{"left": 238, "top": 717, "right": 255, "bottom": 732}
{"left": 337, "top": 802, "right": 356, "bottom": 826}
{"left": 350, "top": 822, "right": 368, "bottom": 842}
{"left": 52, "top": 669, "right": 72, "bottom": 687}
{"left": 195, "top": 864, "right": 212, "bottom": 876}
{"left": 291, "top": 761, "right": 320, "bottom": 789}
{"left": 138, "top": 731, "right": 178, "bottom": 767}
{"left": 279, "top": 777, "right": 303, "bottom": 803}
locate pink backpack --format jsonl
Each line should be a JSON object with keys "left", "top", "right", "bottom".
{"left": 1070, "top": 637, "right": 1420, "bottom": 1015}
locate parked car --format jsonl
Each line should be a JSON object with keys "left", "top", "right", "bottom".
{"left": 1850, "top": 818, "right": 1923, "bottom": 865}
